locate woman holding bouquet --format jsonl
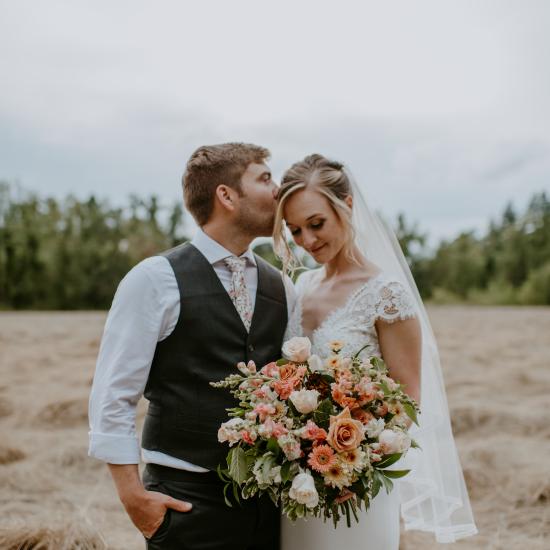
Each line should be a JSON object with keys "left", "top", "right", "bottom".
{"left": 274, "top": 154, "right": 477, "bottom": 548}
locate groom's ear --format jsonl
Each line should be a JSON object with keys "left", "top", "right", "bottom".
{"left": 215, "top": 184, "right": 237, "bottom": 213}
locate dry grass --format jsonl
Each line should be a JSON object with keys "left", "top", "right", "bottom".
{"left": 0, "top": 307, "right": 549, "bottom": 549}
{"left": 0, "top": 522, "right": 106, "bottom": 550}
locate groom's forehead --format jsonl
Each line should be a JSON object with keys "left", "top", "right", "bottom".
{"left": 243, "top": 161, "right": 271, "bottom": 180}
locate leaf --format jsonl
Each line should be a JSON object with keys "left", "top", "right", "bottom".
{"left": 313, "top": 401, "right": 334, "bottom": 428}
{"left": 375, "top": 453, "right": 402, "bottom": 469}
{"left": 404, "top": 402, "right": 419, "bottom": 425}
{"left": 380, "top": 469, "right": 410, "bottom": 479}
{"left": 381, "top": 475, "right": 394, "bottom": 494}
{"left": 281, "top": 461, "right": 292, "bottom": 483}
{"left": 216, "top": 464, "right": 230, "bottom": 482}
{"left": 370, "top": 356, "right": 387, "bottom": 371}
{"left": 411, "top": 439, "right": 421, "bottom": 449}
{"left": 222, "top": 483, "right": 233, "bottom": 507}
{"left": 266, "top": 437, "right": 281, "bottom": 459}
{"left": 276, "top": 358, "right": 289, "bottom": 366}
{"left": 231, "top": 481, "right": 242, "bottom": 505}
{"left": 313, "top": 398, "right": 334, "bottom": 427}
{"left": 228, "top": 446, "right": 248, "bottom": 484}
{"left": 371, "top": 475, "right": 382, "bottom": 499}
{"left": 350, "top": 479, "right": 366, "bottom": 498}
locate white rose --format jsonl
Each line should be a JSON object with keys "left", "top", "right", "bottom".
{"left": 378, "top": 429, "right": 411, "bottom": 454}
{"left": 289, "top": 389, "right": 320, "bottom": 414}
{"left": 365, "top": 418, "right": 385, "bottom": 439}
{"left": 307, "top": 354, "right": 323, "bottom": 372}
{"left": 282, "top": 337, "right": 312, "bottom": 363}
{"left": 289, "top": 471, "right": 319, "bottom": 508}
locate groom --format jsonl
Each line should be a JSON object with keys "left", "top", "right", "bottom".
{"left": 88, "top": 143, "right": 294, "bottom": 549}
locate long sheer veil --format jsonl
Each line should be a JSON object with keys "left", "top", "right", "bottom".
{"left": 345, "top": 167, "right": 478, "bottom": 543}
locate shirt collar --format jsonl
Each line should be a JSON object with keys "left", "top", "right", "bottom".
{"left": 190, "top": 227, "right": 257, "bottom": 267}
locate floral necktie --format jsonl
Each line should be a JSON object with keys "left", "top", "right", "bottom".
{"left": 224, "top": 256, "right": 253, "bottom": 331}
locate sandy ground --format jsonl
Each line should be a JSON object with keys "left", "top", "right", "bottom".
{"left": 0, "top": 307, "right": 549, "bottom": 549}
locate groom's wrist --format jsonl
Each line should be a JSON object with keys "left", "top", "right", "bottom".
{"left": 108, "top": 463, "right": 146, "bottom": 505}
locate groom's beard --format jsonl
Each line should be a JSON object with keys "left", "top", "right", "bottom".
{"left": 235, "top": 201, "right": 275, "bottom": 238}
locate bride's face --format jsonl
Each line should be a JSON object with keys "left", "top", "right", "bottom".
{"left": 283, "top": 187, "right": 349, "bottom": 264}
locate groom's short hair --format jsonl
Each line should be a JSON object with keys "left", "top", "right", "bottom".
{"left": 183, "top": 142, "right": 271, "bottom": 226}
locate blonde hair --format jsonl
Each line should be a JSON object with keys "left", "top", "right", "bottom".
{"left": 183, "top": 142, "right": 270, "bottom": 226}
{"left": 273, "top": 154, "right": 358, "bottom": 275}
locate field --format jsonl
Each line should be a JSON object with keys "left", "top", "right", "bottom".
{"left": 0, "top": 307, "right": 549, "bottom": 549}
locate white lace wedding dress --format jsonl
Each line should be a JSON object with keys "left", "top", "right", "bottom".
{"left": 281, "top": 268, "right": 417, "bottom": 550}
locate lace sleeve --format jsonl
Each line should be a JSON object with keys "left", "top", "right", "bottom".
{"left": 374, "top": 280, "right": 417, "bottom": 324}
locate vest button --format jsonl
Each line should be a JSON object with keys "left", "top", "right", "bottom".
{"left": 248, "top": 344, "right": 255, "bottom": 352}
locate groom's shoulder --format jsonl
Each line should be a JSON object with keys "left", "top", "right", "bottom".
{"left": 124, "top": 254, "right": 174, "bottom": 286}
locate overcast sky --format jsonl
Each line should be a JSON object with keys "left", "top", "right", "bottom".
{"left": 1, "top": 0, "right": 549, "bottom": 243}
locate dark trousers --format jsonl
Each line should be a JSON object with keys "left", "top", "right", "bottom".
{"left": 142, "top": 464, "right": 280, "bottom": 550}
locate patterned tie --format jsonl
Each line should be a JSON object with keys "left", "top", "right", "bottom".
{"left": 224, "top": 256, "right": 253, "bottom": 331}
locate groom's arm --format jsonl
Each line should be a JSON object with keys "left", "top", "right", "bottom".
{"left": 88, "top": 257, "right": 177, "bottom": 464}
{"left": 88, "top": 257, "right": 191, "bottom": 536}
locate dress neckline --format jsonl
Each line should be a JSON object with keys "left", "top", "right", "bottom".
{"left": 299, "top": 270, "right": 384, "bottom": 341}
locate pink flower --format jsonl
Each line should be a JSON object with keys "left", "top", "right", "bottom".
{"left": 272, "top": 380, "right": 295, "bottom": 400}
{"left": 240, "top": 430, "right": 256, "bottom": 445}
{"left": 271, "top": 421, "right": 288, "bottom": 438}
{"left": 272, "top": 366, "right": 306, "bottom": 399}
{"left": 355, "top": 378, "right": 378, "bottom": 404}
{"left": 277, "top": 434, "right": 302, "bottom": 460}
{"left": 253, "top": 387, "right": 269, "bottom": 400}
{"left": 237, "top": 360, "right": 257, "bottom": 375}
{"left": 253, "top": 403, "right": 276, "bottom": 422}
{"left": 351, "top": 408, "right": 374, "bottom": 425}
{"left": 260, "top": 362, "right": 279, "bottom": 378}
{"left": 301, "top": 419, "right": 328, "bottom": 441}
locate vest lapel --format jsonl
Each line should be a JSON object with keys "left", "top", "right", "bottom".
{"left": 187, "top": 243, "right": 250, "bottom": 334}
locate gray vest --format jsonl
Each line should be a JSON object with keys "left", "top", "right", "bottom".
{"left": 141, "top": 243, "right": 288, "bottom": 471}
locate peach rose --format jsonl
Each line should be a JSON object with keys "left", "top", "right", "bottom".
{"left": 326, "top": 407, "right": 365, "bottom": 453}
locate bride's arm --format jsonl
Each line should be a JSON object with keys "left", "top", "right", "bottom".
{"left": 376, "top": 317, "right": 422, "bottom": 408}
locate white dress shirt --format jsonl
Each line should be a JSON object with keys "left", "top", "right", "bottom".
{"left": 88, "top": 228, "right": 296, "bottom": 471}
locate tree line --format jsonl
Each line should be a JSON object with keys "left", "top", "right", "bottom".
{"left": 0, "top": 181, "right": 549, "bottom": 309}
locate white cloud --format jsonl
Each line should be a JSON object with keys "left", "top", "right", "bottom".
{"left": 0, "top": 0, "right": 549, "bottom": 242}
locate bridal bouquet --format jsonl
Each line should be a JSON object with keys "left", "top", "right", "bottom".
{"left": 211, "top": 337, "right": 420, "bottom": 527}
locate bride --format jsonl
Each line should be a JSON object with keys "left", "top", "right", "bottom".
{"left": 273, "top": 154, "right": 477, "bottom": 548}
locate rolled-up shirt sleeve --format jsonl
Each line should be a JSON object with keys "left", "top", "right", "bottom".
{"left": 88, "top": 257, "right": 178, "bottom": 464}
